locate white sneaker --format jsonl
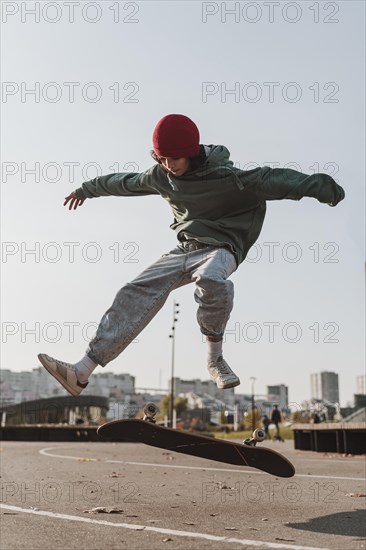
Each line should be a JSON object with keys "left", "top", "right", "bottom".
{"left": 207, "top": 356, "right": 240, "bottom": 389}
{"left": 38, "top": 353, "right": 88, "bottom": 396}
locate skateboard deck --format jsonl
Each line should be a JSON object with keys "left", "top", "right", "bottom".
{"left": 97, "top": 419, "right": 295, "bottom": 478}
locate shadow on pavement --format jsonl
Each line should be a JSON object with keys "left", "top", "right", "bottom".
{"left": 288, "top": 509, "right": 366, "bottom": 538}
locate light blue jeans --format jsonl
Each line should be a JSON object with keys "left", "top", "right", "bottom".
{"left": 87, "top": 244, "right": 237, "bottom": 367}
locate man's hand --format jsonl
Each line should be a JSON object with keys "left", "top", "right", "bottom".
{"left": 64, "top": 191, "right": 85, "bottom": 210}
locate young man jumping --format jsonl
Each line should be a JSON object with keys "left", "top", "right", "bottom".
{"left": 38, "top": 114, "right": 345, "bottom": 396}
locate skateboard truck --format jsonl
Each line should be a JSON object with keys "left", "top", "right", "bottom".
{"left": 142, "top": 402, "right": 160, "bottom": 423}
{"left": 243, "top": 428, "right": 266, "bottom": 447}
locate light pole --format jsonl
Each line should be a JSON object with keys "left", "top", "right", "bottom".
{"left": 168, "top": 300, "right": 179, "bottom": 428}
{"left": 250, "top": 377, "right": 256, "bottom": 433}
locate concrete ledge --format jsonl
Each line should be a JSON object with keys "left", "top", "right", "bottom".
{"left": 292, "top": 422, "right": 366, "bottom": 454}
{"left": 293, "top": 422, "right": 366, "bottom": 430}
{"left": 0, "top": 426, "right": 100, "bottom": 442}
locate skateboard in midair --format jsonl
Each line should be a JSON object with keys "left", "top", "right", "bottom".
{"left": 97, "top": 402, "right": 295, "bottom": 478}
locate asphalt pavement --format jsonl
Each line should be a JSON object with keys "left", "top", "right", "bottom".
{"left": 0, "top": 439, "right": 365, "bottom": 550}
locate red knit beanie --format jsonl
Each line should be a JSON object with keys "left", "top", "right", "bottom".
{"left": 152, "top": 114, "right": 200, "bottom": 158}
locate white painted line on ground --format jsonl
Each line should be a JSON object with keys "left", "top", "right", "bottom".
{"left": 38, "top": 446, "right": 365, "bottom": 482}
{"left": 39, "top": 447, "right": 99, "bottom": 461}
{"left": 104, "top": 459, "right": 366, "bottom": 482}
{"left": 0, "top": 503, "right": 329, "bottom": 550}
{"left": 292, "top": 457, "right": 365, "bottom": 464}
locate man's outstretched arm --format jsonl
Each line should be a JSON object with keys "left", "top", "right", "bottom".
{"left": 247, "top": 166, "right": 345, "bottom": 206}
{"left": 64, "top": 166, "right": 161, "bottom": 210}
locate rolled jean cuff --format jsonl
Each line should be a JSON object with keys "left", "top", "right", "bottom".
{"left": 86, "top": 350, "right": 103, "bottom": 367}
{"left": 200, "top": 329, "right": 224, "bottom": 339}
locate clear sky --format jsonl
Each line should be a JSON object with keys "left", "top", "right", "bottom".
{"left": 1, "top": 1, "right": 365, "bottom": 407}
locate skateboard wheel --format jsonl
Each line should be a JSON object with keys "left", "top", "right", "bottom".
{"left": 253, "top": 428, "right": 265, "bottom": 442}
{"left": 143, "top": 402, "right": 160, "bottom": 418}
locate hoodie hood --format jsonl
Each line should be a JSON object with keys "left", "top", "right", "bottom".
{"left": 164, "top": 144, "right": 237, "bottom": 191}
{"left": 193, "top": 144, "right": 244, "bottom": 190}
{"left": 198, "top": 144, "right": 233, "bottom": 172}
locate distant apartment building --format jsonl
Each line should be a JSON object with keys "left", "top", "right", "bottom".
{"left": 310, "top": 371, "right": 339, "bottom": 404}
{"left": 84, "top": 372, "right": 135, "bottom": 398}
{"left": 266, "top": 384, "right": 289, "bottom": 410}
{"left": 0, "top": 368, "right": 62, "bottom": 404}
{"left": 0, "top": 368, "right": 135, "bottom": 403}
{"left": 183, "top": 391, "right": 225, "bottom": 411}
{"left": 356, "top": 375, "right": 366, "bottom": 395}
{"left": 172, "top": 377, "right": 235, "bottom": 403}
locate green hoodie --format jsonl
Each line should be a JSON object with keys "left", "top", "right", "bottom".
{"left": 75, "top": 145, "right": 345, "bottom": 265}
